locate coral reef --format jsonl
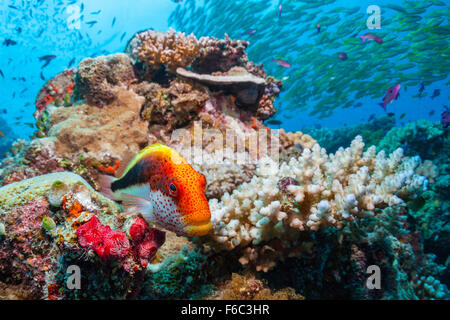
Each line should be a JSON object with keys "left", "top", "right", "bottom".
{"left": 378, "top": 119, "right": 445, "bottom": 160}
{"left": 0, "top": 28, "right": 447, "bottom": 300}
{"left": 126, "top": 28, "right": 202, "bottom": 73}
{"left": 0, "top": 172, "right": 166, "bottom": 299}
{"left": 38, "top": 87, "right": 149, "bottom": 161}
{"left": 136, "top": 78, "right": 209, "bottom": 132}
{"left": 75, "top": 53, "right": 136, "bottom": 107}
{"left": 207, "top": 273, "right": 304, "bottom": 300}
{"left": 34, "top": 69, "right": 76, "bottom": 129}
{"left": 206, "top": 136, "right": 436, "bottom": 268}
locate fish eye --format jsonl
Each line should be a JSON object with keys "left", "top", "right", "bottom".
{"left": 169, "top": 183, "right": 177, "bottom": 194}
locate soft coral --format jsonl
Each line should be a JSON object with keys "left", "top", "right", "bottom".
{"left": 128, "top": 217, "right": 165, "bottom": 267}
{"left": 77, "top": 215, "right": 131, "bottom": 260}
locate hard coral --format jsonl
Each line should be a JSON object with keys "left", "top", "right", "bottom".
{"left": 137, "top": 78, "right": 209, "bottom": 131}
{"left": 35, "top": 69, "right": 76, "bottom": 124}
{"left": 75, "top": 53, "right": 136, "bottom": 107}
{"left": 126, "top": 28, "right": 202, "bottom": 73}
{"left": 177, "top": 66, "right": 266, "bottom": 108}
{"left": 193, "top": 34, "right": 250, "bottom": 74}
{"left": 38, "top": 86, "right": 149, "bottom": 161}
{"left": 207, "top": 136, "right": 436, "bottom": 270}
{"left": 210, "top": 273, "right": 303, "bottom": 300}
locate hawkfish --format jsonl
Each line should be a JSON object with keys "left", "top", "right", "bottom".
{"left": 99, "top": 143, "right": 212, "bottom": 237}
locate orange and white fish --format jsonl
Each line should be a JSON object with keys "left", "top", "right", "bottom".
{"left": 99, "top": 143, "right": 212, "bottom": 237}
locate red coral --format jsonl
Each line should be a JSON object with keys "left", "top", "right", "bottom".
{"left": 97, "top": 160, "right": 120, "bottom": 174}
{"left": 127, "top": 217, "right": 166, "bottom": 267}
{"left": 134, "top": 229, "right": 166, "bottom": 267}
{"left": 129, "top": 217, "right": 148, "bottom": 243}
{"left": 76, "top": 215, "right": 131, "bottom": 261}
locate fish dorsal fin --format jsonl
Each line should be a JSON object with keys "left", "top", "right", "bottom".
{"left": 116, "top": 143, "right": 170, "bottom": 178}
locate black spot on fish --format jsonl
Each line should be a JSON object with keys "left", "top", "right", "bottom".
{"left": 112, "top": 160, "right": 153, "bottom": 192}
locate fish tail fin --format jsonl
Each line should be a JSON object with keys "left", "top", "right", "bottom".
{"left": 359, "top": 35, "right": 365, "bottom": 42}
{"left": 98, "top": 174, "right": 118, "bottom": 200}
{"left": 121, "top": 193, "right": 155, "bottom": 223}
{"left": 378, "top": 102, "right": 386, "bottom": 110}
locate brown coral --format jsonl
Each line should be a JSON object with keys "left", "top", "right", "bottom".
{"left": 193, "top": 34, "right": 250, "bottom": 74}
{"left": 38, "top": 86, "right": 149, "bottom": 161}
{"left": 126, "top": 28, "right": 202, "bottom": 73}
{"left": 208, "top": 273, "right": 303, "bottom": 300}
{"left": 136, "top": 78, "right": 209, "bottom": 133}
{"left": 75, "top": 53, "right": 136, "bottom": 107}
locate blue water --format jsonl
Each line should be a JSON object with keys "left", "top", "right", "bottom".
{"left": 0, "top": 0, "right": 448, "bottom": 145}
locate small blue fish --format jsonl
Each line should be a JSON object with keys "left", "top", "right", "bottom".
{"left": 86, "top": 21, "right": 98, "bottom": 27}
{"left": 431, "top": 89, "right": 440, "bottom": 99}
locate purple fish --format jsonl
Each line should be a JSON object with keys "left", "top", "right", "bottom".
{"left": 441, "top": 106, "right": 449, "bottom": 128}
{"left": 339, "top": 52, "right": 347, "bottom": 60}
{"left": 359, "top": 32, "right": 383, "bottom": 44}
{"left": 378, "top": 84, "right": 401, "bottom": 110}
{"left": 317, "top": 24, "right": 321, "bottom": 33}
{"left": 272, "top": 58, "right": 291, "bottom": 68}
{"left": 242, "top": 29, "right": 256, "bottom": 36}
{"left": 278, "top": 4, "right": 282, "bottom": 18}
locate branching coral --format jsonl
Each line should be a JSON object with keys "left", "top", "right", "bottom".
{"left": 126, "top": 28, "right": 202, "bottom": 73}
{"left": 38, "top": 86, "right": 149, "bottom": 161}
{"left": 206, "top": 136, "right": 436, "bottom": 266}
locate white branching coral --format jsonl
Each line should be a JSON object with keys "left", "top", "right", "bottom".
{"left": 207, "top": 136, "right": 435, "bottom": 251}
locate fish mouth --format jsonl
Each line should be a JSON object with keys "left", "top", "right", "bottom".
{"left": 183, "top": 221, "right": 212, "bottom": 237}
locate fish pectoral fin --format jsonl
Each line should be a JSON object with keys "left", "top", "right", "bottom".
{"left": 121, "top": 193, "right": 154, "bottom": 218}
